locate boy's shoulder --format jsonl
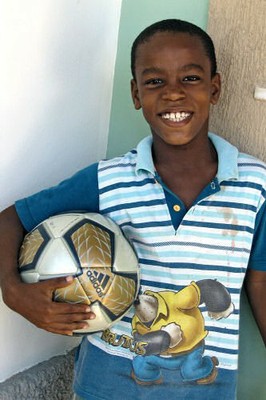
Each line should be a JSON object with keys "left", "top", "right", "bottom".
{"left": 210, "top": 132, "right": 266, "bottom": 185}
{"left": 237, "top": 151, "right": 266, "bottom": 186}
{"left": 99, "top": 148, "right": 138, "bottom": 170}
{"left": 238, "top": 151, "right": 266, "bottom": 167}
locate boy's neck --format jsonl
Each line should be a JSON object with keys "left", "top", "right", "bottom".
{"left": 151, "top": 135, "right": 218, "bottom": 209}
{"left": 152, "top": 134, "right": 217, "bottom": 172}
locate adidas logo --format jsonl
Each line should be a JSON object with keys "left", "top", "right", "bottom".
{"left": 87, "top": 270, "right": 110, "bottom": 298}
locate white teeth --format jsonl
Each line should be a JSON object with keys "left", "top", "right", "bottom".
{"left": 162, "top": 112, "right": 190, "bottom": 122}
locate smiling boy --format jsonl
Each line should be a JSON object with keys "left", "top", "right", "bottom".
{"left": 131, "top": 29, "right": 221, "bottom": 209}
{"left": 0, "top": 19, "right": 265, "bottom": 400}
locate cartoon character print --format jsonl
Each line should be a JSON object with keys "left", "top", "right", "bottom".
{"left": 131, "top": 279, "right": 234, "bottom": 386}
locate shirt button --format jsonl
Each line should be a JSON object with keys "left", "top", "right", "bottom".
{"left": 173, "top": 205, "right": 181, "bottom": 212}
{"left": 211, "top": 181, "right": 216, "bottom": 190}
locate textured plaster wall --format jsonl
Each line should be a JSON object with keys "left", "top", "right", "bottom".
{"left": 208, "top": 0, "right": 266, "bottom": 162}
{"left": 207, "top": 1, "right": 266, "bottom": 399}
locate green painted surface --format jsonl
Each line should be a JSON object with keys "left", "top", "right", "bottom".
{"left": 107, "top": 0, "right": 210, "bottom": 158}
{"left": 238, "top": 290, "right": 266, "bottom": 400}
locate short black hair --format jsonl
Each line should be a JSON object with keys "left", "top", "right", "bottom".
{"left": 131, "top": 19, "right": 217, "bottom": 79}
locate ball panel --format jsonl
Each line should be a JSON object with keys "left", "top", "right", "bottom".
{"left": 38, "top": 238, "right": 79, "bottom": 277}
{"left": 18, "top": 225, "right": 51, "bottom": 278}
{"left": 54, "top": 278, "right": 91, "bottom": 305}
{"left": 101, "top": 274, "right": 136, "bottom": 316}
{"left": 45, "top": 214, "right": 84, "bottom": 238}
{"left": 113, "top": 235, "right": 139, "bottom": 275}
{"left": 74, "top": 302, "right": 117, "bottom": 334}
{"left": 19, "top": 229, "right": 45, "bottom": 267}
{"left": 69, "top": 222, "right": 113, "bottom": 269}
{"left": 20, "top": 271, "right": 42, "bottom": 284}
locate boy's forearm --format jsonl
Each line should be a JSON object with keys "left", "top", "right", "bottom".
{"left": 0, "top": 205, "right": 94, "bottom": 334}
{"left": 0, "top": 205, "right": 25, "bottom": 293}
{"left": 245, "top": 269, "right": 266, "bottom": 346}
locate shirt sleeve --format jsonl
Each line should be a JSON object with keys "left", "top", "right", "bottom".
{"left": 248, "top": 199, "right": 266, "bottom": 271}
{"left": 15, "top": 163, "right": 99, "bottom": 232}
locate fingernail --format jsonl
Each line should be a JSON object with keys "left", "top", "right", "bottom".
{"left": 65, "top": 276, "right": 74, "bottom": 282}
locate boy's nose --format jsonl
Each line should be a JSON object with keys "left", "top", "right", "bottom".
{"left": 162, "top": 84, "right": 186, "bottom": 101}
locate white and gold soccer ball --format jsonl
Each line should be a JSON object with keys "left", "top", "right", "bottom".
{"left": 18, "top": 213, "right": 140, "bottom": 334}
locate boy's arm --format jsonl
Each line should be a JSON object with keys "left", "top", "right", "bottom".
{"left": 0, "top": 205, "right": 94, "bottom": 335}
{"left": 244, "top": 269, "right": 266, "bottom": 346}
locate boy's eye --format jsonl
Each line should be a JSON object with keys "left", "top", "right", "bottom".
{"left": 183, "top": 75, "right": 201, "bottom": 82}
{"left": 145, "top": 78, "right": 163, "bottom": 86}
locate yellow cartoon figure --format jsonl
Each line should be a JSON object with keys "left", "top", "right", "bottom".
{"left": 131, "top": 279, "right": 234, "bottom": 385}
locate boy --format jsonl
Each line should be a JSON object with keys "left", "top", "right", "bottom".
{"left": 0, "top": 19, "right": 265, "bottom": 400}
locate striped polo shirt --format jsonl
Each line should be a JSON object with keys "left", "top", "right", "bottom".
{"left": 86, "top": 132, "right": 266, "bottom": 369}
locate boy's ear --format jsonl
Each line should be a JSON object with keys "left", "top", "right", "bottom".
{"left": 210, "top": 73, "right": 221, "bottom": 105}
{"left": 131, "top": 79, "right": 142, "bottom": 110}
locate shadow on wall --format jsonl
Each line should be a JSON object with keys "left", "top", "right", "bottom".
{"left": 1, "top": 0, "right": 118, "bottom": 210}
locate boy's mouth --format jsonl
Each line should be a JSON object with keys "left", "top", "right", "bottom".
{"left": 161, "top": 111, "right": 192, "bottom": 123}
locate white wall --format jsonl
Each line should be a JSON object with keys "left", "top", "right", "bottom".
{"left": 0, "top": 0, "right": 122, "bottom": 382}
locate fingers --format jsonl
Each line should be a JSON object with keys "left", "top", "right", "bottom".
{"left": 31, "top": 303, "right": 96, "bottom": 335}
{"left": 37, "top": 276, "right": 75, "bottom": 299}
{"left": 38, "top": 275, "right": 75, "bottom": 290}
{"left": 39, "top": 314, "right": 94, "bottom": 336}
{"left": 49, "top": 301, "right": 96, "bottom": 318}
{"left": 8, "top": 278, "right": 97, "bottom": 335}
{"left": 41, "top": 320, "right": 89, "bottom": 336}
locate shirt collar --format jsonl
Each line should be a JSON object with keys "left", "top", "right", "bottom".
{"left": 135, "top": 136, "right": 155, "bottom": 176}
{"left": 208, "top": 132, "right": 239, "bottom": 182}
{"left": 135, "top": 132, "right": 239, "bottom": 182}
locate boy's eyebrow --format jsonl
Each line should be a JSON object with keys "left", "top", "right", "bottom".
{"left": 140, "top": 63, "right": 206, "bottom": 76}
{"left": 180, "top": 63, "right": 205, "bottom": 72}
{"left": 140, "top": 67, "right": 164, "bottom": 76}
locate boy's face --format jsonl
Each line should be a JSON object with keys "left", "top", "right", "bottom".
{"left": 131, "top": 32, "right": 221, "bottom": 147}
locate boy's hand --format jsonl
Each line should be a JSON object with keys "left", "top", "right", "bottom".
{"left": 2, "top": 276, "right": 95, "bottom": 336}
{"left": 245, "top": 269, "right": 266, "bottom": 345}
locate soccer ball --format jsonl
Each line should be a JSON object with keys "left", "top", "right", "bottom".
{"left": 18, "top": 212, "right": 140, "bottom": 334}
